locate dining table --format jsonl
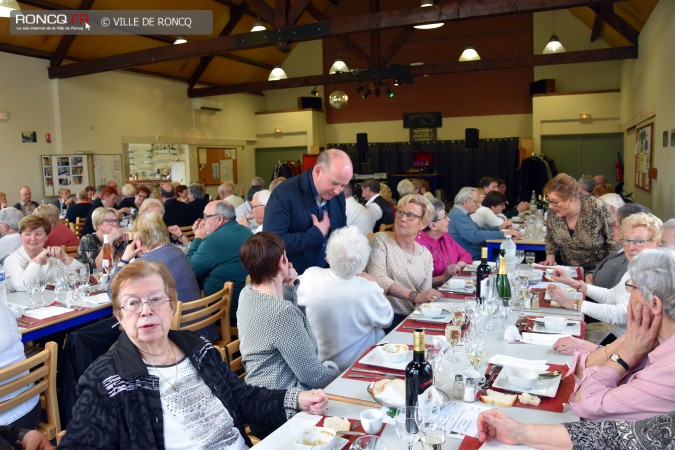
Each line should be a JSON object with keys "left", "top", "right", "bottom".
{"left": 257, "top": 266, "right": 586, "bottom": 449}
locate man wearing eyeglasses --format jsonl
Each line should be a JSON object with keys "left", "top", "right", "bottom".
{"left": 264, "top": 149, "right": 352, "bottom": 274}
{"left": 448, "top": 187, "right": 521, "bottom": 260}
{"left": 187, "top": 200, "right": 252, "bottom": 324}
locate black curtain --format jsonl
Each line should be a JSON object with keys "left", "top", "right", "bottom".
{"left": 329, "top": 138, "right": 520, "bottom": 202}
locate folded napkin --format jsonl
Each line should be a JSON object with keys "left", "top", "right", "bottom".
{"left": 520, "top": 332, "right": 570, "bottom": 347}
{"left": 23, "top": 306, "right": 74, "bottom": 320}
{"left": 87, "top": 292, "right": 112, "bottom": 305}
{"left": 488, "top": 354, "right": 548, "bottom": 371}
{"left": 374, "top": 385, "right": 404, "bottom": 409}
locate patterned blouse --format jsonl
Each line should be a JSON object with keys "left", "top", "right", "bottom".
{"left": 367, "top": 232, "right": 434, "bottom": 315}
{"left": 545, "top": 194, "right": 618, "bottom": 271}
{"left": 564, "top": 410, "right": 675, "bottom": 449}
{"left": 77, "top": 233, "right": 126, "bottom": 270}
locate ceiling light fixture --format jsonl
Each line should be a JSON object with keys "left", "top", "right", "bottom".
{"left": 393, "top": 79, "right": 399, "bottom": 86}
{"left": 543, "top": 12, "right": 566, "bottom": 54}
{"left": 268, "top": 66, "right": 288, "bottom": 81}
{"left": 310, "top": 86, "right": 319, "bottom": 97}
{"left": 420, "top": 0, "right": 434, "bottom": 6}
{"left": 386, "top": 87, "right": 394, "bottom": 98}
{"left": 414, "top": 23, "right": 444, "bottom": 30}
{"left": 251, "top": 18, "right": 266, "bottom": 32}
{"left": 0, "top": 0, "right": 20, "bottom": 17}
{"left": 458, "top": 46, "right": 481, "bottom": 61}
{"left": 329, "top": 57, "right": 349, "bottom": 74}
{"left": 173, "top": 36, "right": 187, "bottom": 45}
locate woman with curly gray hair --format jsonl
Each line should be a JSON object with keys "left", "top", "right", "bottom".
{"left": 298, "top": 226, "right": 393, "bottom": 370}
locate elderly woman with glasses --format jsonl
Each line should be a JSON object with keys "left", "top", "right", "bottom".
{"left": 77, "top": 207, "right": 128, "bottom": 270}
{"left": 541, "top": 173, "right": 617, "bottom": 271}
{"left": 548, "top": 213, "right": 662, "bottom": 350}
{"left": 60, "top": 260, "right": 328, "bottom": 449}
{"left": 367, "top": 194, "right": 443, "bottom": 325}
{"left": 416, "top": 199, "right": 472, "bottom": 287}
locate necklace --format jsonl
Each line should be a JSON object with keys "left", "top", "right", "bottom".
{"left": 144, "top": 343, "right": 179, "bottom": 392}
{"left": 394, "top": 236, "right": 416, "bottom": 264}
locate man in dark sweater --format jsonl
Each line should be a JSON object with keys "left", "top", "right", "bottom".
{"left": 360, "top": 178, "right": 394, "bottom": 232}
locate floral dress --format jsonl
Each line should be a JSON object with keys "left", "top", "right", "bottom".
{"left": 77, "top": 234, "right": 126, "bottom": 270}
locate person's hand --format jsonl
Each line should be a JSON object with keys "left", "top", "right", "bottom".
{"left": 117, "top": 207, "right": 131, "bottom": 216}
{"left": 516, "top": 202, "right": 529, "bottom": 213}
{"left": 193, "top": 220, "right": 208, "bottom": 239}
{"left": 46, "top": 246, "right": 67, "bottom": 262}
{"left": 498, "top": 220, "right": 512, "bottom": 230}
{"left": 107, "top": 227, "right": 125, "bottom": 243}
{"left": 311, "top": 210, "right": 331, "bottom": 237}
{"left": 553, "top": 336, "right": 597, "bottom": 355}
{"left": 283, "top": 262, "right": 298, "bottom": 286}
{"left": 585, "top": 272, "right": 594, "bottom": 284}
{"left": 477, "top": 409, "right": 524, "bottom": 445}
{"left": 618, "top": 300, "right": 661, "bottom": 365}
{"left": 236, "top": 215, "right": 249, "bottom": 227}
{"left": 418, "top": 288, "right": 442, "bottom": 303}
{"left": 167, "top": 225, "right": 183, "bottom": 239}
{"left": 540, "top": 256, "right": 557, "bottom": 266}
{"left": 122, "top": 237, "right": 142, "bottom": 261}
{"left": 0, "top": 200, "right": 7, "bottom": 208}
{"left": 297, "top": 389, "right": 328, "bottom": 415}
{"left": 444, "top": 264, "right": 460, "bottom": 278}
{"left": 21, "top": 430, "right": 54, "bottom": 450}
{"left": 551, "top": 268, "right": 575, "bottom": 286}
{"left": 33, "top": 248, "right": 51, "bottom": 265}
{"left": 505, "top": 229, "right": 522, "bottom": 239}
{"left": 546, "top": 284, "right": 576, "bottom": 310}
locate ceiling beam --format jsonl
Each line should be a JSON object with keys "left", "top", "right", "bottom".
{"left": 247, "top": 0, "right": 275, "bottom": 25}
{"left": 588, "top": 4, "right": 639, "bottom": 45}
{"left": 590, "top": 12, "right": 603, "bottom": 42}
{"left": 48, "top": 0, "right": 618, "bottom": 79}
{"left": 381, "top": 27, "right": 414, "bottom": 68}
{"left": 211, "top": 0, "right": 258, "bottom": 19}
{"left": 50, "top": 0, "right": 95, "bottom": 67}
{"left": 274, "top": 0, "right": 288, "bottom": 28}
{"left": 287, "top": 0, "right": 313, "bottom": 26}
{"left": 369, "top": 0, "right": 381, "bottom": 70}
{"left": 305, "top": 3, "right": 370, "bottom": 67}
{"left": 189, "top": 46, "right": 637, "bottom": 97}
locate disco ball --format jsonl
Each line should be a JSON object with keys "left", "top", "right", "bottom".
{"left": 328, "top": 90, "right": 349, "bottom": 109}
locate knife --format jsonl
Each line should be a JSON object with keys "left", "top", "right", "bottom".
{"left": 336, "top": 431, "right": 365, "bottom": 437}
{"left": 351, "top": 367, "right": 405, "bottom": 378}
{"left": 482, "top": 364, "right": 503, "bottom": 390}
{"left": 401, "top": 326, "right": 445, "bottom": 332}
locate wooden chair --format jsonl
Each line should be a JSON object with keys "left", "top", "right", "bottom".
{"left": 379, "top": 223, "right": 395, "bottom": 232}
{"left": 171, "top": 282, "right": 233, "bottom": 346}
{"left": 0, "top": 342, "right": 60, "bottom": 440}
{"left": 69, "top": 217, "right": 85, "bottom": 239}
{"left": 58, "top": 218, "right": 69, "bottom": 226}
{"left": 61, "top": 245, "right": 79, "bottom": 257}
{"left": 179, "top": 225, "right": 195, "bottom": 241}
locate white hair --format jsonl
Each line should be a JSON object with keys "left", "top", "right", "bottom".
{"left": 326, "top": 226, "right": 371, "bottom": 279}
{"left": 454, "top": 187, "right": 478, "bottom": 205}
{"left": 253, "top": 190, "right": 271, "bottom": 206}
{"left": 599, "top": 193, "right": 625, "bottom": 213}
{"left": 629, "top": 248, "right": 675, "bottom": 320}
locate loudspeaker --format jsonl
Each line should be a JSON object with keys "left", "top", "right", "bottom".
{"left": 356, "top": 133, "right": 368, "bottom": 152}
{"left": 297, "top": 96, "right": 322, "bottom": 110}
{"left": 465, "top": 128, "right": 479, "bottom": 149}
{"left": 529, "top": 79, "right": 555, "bottom": 96}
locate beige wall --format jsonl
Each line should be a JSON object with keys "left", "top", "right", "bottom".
{"left": 618, "top": 0, "right": 675, "bottom": 219}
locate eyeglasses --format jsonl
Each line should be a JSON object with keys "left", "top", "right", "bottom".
{"left": 546, "top": 197, "right": 563, "bottom": 206}
{"left": 250, "top": 204, "right": 265, "bottom": 209}
{"left": 103, "top": 219, "right": 119, "bottom": 225}
{"left": 625, "top": 279, "right": 638, "bottom": 293}
{"left": 203, "top": 213, "right": 223, "bottom": 220}
{"left": 119, "top": 296, "right": 171, "bottom": 314}
{"left": 395, "top": 210, "right": 423, "bottom": 221}
{"left": 621, "top": 239, "right": 653, "bottom": 247}
{"left": 432, "top": 213, "right": 449, "bottom": 222}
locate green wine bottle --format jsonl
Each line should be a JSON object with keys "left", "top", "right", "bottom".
{"left": 496, "top": 250, "right": 512, "bottom": 299}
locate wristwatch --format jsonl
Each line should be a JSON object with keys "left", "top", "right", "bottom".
{"left": 609, "top": 353, "right": 629, "bottom": 371}
{"left": 408, "top": 291, "right": 418, "bottom": 303}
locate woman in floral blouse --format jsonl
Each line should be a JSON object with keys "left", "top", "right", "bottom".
{"left": 77, "top": 207, "right": 127, "bottom": 270}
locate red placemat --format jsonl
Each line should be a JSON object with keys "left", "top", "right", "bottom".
{"left": 517, "top": 315, "right": 586, "bottom": 339}
{"left": 458, "top": 436, "right": 483, "bottom": 450}
{"left": 341, "top": 346, "right": 406, "bottom": 380}
{"left": 398, "top": 318, "right": 447, "bottom": 336}
{"left": 18, "top": 303, "right": 93, "bottom": 329}
{"left": 478, "top": 363, "right": 573, "bottom": 413}
{"left": 315, "top": 416, "right": 385, "bottom": 448}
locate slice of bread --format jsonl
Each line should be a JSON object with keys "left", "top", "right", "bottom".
{"left": 371, "top": 378, "right": 405, "bottom": 397}
{"left": 324, "top": 416, "right": 351, "bottom": 432}
{"left": 517, "top": 392, "right": 541, "bottom": 406}
{"left": 480, "top": 389, "right": 517, "bottom": 407}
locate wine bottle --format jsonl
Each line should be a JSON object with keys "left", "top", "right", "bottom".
{"left": 529, "top": 190, "right": 537, "bottom": 214}
{"left": 496, "top": 250, "right": 512, "bottom": 299}
{"left": 476, "top": 247, "right": 491, "bottom": 304}
{"left": 102, "top": 234, "right": 114, "bottom": 271}
{"left": 537, "top": 195, "right": 544, "bottom": 210}
{"left": 405, "top": 330, "right": 433, "bottom": 408}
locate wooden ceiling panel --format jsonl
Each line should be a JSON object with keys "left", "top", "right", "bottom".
{"left": 200, "top": 58, "right": 269, "bottom": 85}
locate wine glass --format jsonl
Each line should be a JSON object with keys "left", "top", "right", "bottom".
{"left": 525, "top": 252, "right": 536, "bottom": 266}
{"left": 78, "top": 265, "right": 91, "bottom": 287}
{"left": 92, "top": 269, "right": 105, "bottom": 289}
{"left": 425, "top": 347, "right": 445, "bottom": 393}
{"left": 421, "top": 421, "right": 446, "bottom": 450}
{"left": 465, "top": 331, "right": 486, "bottom": 374}
{"left": 395, "top": 407, "right": 421, "bottom": 450}
{"left": 350, "top": 435, "right": 386, "bottom": 450}
{"left": 35, "top": 276, "right": 47, "bottom": 307}
{"left": 445, "top": 324, "right": 461, "bottom": 362}
{"left": 515, "top": 249, "right": 525, "bottom": 266}
{"left": 23, "top": 278, "right": 38, "bottom": 309}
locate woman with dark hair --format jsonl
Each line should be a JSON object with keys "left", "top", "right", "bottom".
{"left": 471, "top": 191, "right": 512, "bottom": 229}
{"left": 175, "top": 185, "right": 189, "bottom": 203}
{"left": 237, "top": 232, "right": 339, "bottom": 438}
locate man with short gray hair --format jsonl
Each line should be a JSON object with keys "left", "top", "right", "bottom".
{"left": 217, "top": 181, "right": 244, "bottom": 208}
{"left": 660, "top": 219, "right": 675, "bottom": 247}
{"left": 187, "top": 183, "right": 208, "bottom": 220}
{"left": 0, "top": 208, "right": 24, "bottom": 263}
{"left": 449, "top": 187, "right": 521, "bottom": 259}
{"left": 187, "top": 200, "right": 251, "bottom": 324}
{"left": 578, "top": 175, "right": 596, "bottom": 195}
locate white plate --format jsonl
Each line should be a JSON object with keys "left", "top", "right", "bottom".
{"left": 492, "top": 368, "right": 562, "bottom": 397}
{"left": 283, "top": 436, "right": 349, "bottom": 450}
{"left": 410, "top": 308, "right": 452, "bottom": 324}
{"left": 532, "top": 319, "right": 581, "bottom": 335}
{"left": 464, "top": 261, "right": 496, "bottom": 272}
{"left": 358, "top": 347, "right": 412, "bottom": 371}
{"left": 439, "top": 281, "right": 476, "bottom": 294}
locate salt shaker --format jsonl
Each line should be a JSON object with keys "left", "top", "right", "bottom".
{"left": 453, "top": 374, "right": 464, "bottom": 400}
{"left": 463, "top": 377, "right": 476, "bottom": 402}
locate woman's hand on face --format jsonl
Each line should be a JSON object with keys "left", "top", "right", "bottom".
{"left": 282, "top": 263, "right": 298, "bottom": 286}
{"left": 122, "top": 238, "right": 142, "bottom": 261}
{"left": 546, "top": 285, "right": 575, "bottom": 309}
{"left": 477, "top": 409, "right": 523, "bottom": 445}
{"left": 297, "top": 389, "right": 328, "bottom": 415}
{"left": 620, "top": 301, "right": 661, "bottom": 362}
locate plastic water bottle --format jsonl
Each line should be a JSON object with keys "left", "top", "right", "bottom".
{"left": 0, "top": 264, "right": 7, "bottom": 307}
{"left": 500, "top": 235, "right": 516, "bottom": 270}
{"left": 529, "top": 190, "right": 537, "bottom": 214}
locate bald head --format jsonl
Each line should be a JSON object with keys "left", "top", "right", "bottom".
{"left": 312, "top": 149, "right": 353, "bottom": 202}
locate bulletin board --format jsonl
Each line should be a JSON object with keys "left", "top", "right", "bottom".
{"left": 93, "top": 154, "right": 123, "bottom": 187}
{"left": 634, "top": 123, "right": 653, "bottom": 192}
{"left": 197, "top": 147, "right": 238, "bottom": 186}
{"left": 41, "top": 154, "right": 90, "bottom": 197}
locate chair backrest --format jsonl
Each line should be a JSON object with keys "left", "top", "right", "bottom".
{"left": 0, "top": 341, "right": 60, "bottom": 440}
{"left": 70, "top": 217, "right": 85, "bottom": 239}
{"left": 179, "top": 225, "right": 195, "bottom": 241}
{"left": 171, "top": 282, "right": 233, "bottom": 346}
{"left": 58, "top": 218, "right": 69, "bottom": 225}
{"left": 61, "top": 245, "right": 79, "bottom": 257}
{"left": 379, "top": 223, "right": 395, "bottom": 232}
{"left": 225, "top": 339, "right": 245, "bottom": 380}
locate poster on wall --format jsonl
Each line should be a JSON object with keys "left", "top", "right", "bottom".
{"left": 41, "top": 154, "right": 91, "bottom": 197}
{"left": 634, "top": 123, "right": 653, "bottom": 192}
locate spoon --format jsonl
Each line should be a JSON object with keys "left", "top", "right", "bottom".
{"left": 538, "top": 370, "right": 561, "bottom": 379}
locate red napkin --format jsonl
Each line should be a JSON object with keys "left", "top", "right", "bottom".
{"left": 458, "top": 436, "right": 483, "bottom": 450}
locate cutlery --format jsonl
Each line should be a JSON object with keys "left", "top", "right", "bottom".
{"left": 401, "top": 326, "right": 445, "bottom": 332}
{"left": 336, "top": 431, "right": 365, "bottom": 437}
{"left": 478, "top": 364, "right": 503, "bottom": 394}
{"left": 351, "top": 367, "right": 404, "bottom": 377}
{"left": 350, "top": 420, "right": 361, "bottom": 431}
{"left": 538, "top": 370, "right": 561, "bottom": 379}
{"left": 348, "top": 373, "right": 404, "bottom": 380}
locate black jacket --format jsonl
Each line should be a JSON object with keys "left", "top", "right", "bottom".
{"left": 59, "top": 331, "right": 293, "bottom": 449}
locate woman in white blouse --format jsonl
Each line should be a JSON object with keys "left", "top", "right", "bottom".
{"left": 4, "top": 215, "right": 83, "bottom": 292}
{"left": 471, "top": 191, "right": 512, "bottom": 230}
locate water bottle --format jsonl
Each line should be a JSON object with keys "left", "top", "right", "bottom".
{"left": 529, "top": 190, "right": 537, "bottom": 214}
{"left": 0, "top": 263, "right": 7, "bottom": 307}
{"left": 499, "top": 235, "right": 516, "bottom": 270}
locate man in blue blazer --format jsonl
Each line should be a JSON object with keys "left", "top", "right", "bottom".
{"left": 264, "top": 149, "right": 353, "bottom": 274}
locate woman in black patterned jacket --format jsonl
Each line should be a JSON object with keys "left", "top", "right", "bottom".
{"left": 59, "top": 260, "right": 327, "bottom": 450}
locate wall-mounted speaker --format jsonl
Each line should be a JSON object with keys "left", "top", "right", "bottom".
{"left": 298, "top": 96, "right": 322, "bottom": 110}
{"left": 465, "top": 128, "right": 479, "bottom": 149}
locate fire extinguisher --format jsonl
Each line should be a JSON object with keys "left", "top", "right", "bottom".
{"left": 615, "top": 152, "right": 624, "bottom": 182}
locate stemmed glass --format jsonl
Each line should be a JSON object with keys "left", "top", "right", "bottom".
{"left": 23, "top": 278, "right": 38, "bottom": 309}
{"left": 420, "top": 421, "right": 446, "bottom": 450}
{"left": 92, "top": 269, "right": 105, "bottom": 289}
{"left": 425, "top": 347, "right": 445, "bottom": 395}
{"left": 525, "top": 252, "right": 536, "bottom": 266}
{"left": 35, "top": 276, "right": 47, "bottom": 307}
{"left": 395, "top": 406, "right": 421, "bottom": 450}
{"left": 517, "top": 270, "right": 531, "bottom": 317}
{"left": 515, "top": 249, "right": 525, "bottom": 266}
{"left": 465, "top": 330, "right": 486, "bottom": 374}
{"left": 445, "top": 323, "right": 461, "bottom": 362}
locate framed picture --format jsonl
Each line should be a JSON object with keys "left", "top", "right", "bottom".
{"left": 634, "top": 123, "right": 653, "bottom": 192}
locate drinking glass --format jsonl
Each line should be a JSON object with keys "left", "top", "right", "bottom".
{"left": 425, "top": 347, "right": 445, "bottom": 392}
{"left": 515, "top": 249, "right": 525, "bottom": 266}
{"left": 34, "top": 276, "right": 47, "bottom": 307}
{"left": 500, "top": 296, "right": 513, "bottom": 328}
{"left": 445, "top": 324, "right": 461, "bottom": 362}
{"left": 421, "top": 421, "right": 446, "bottom": 450}
{"left": 23, "top": 278, "right": 38, "bottom": 309}
{"left": 78, "top": 265, "right": 91, "bottom": 287}
{"left": 395, "top": 406, "right": 421, "bottom": 450}
{"left": 350, "top": 435, "right": 385, "bottom": 450}
{"left": 92, "top": 269, "right": 105, "bottom": 288}
{"left": 525, "top": 252, "right": 536, "bottom": 266}
{"left": 465, "top": 330, "right": 486, "bottom": 374}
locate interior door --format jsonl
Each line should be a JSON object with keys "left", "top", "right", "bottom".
{"left": 541, "top": 133, "right": 622, "bottom": 183}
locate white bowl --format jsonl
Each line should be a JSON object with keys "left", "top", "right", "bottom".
{"left": 420, "top": 303, "right": 443, "bottom": 318}
{"left": 505, "top": 368, "right": 538, "bottom": 390}
{"left": 380, "top": 344, "right": 409, "bottom": 364}
{"left": 294, "top": 426, "right": 336, "bottom": 450}
{"left": 446, "top": 279, "right": 465, "bottom": 290}
{"left": 543, "top": 316, "right": 568, "bottom": 332}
